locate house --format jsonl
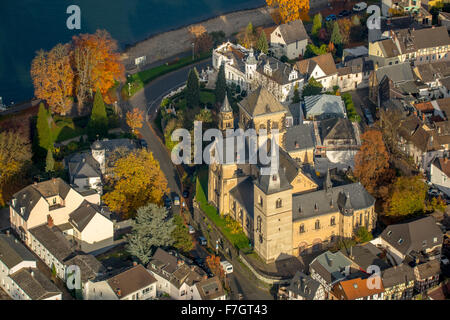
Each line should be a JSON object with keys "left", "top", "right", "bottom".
{"left": 295, "top": 53, "right": 338, "bottom": 91}
{"left": 337, "top": 57, "right": 374, "bottom": 92}
{"left": 381, "top": 264, "right": 415, "bottom": 300}
{"left": 316, "top": 118, "right": 362, "bottom": 168}
{"left": 269, "top": 19, "right": 309, "bottom": 60}
{"left": 283, "top": 123, "right": 315, "bottom": 164}
{"left": 439, "top": 11, "right": 450, "bottom": 31}
{"left": 66, "top": 152, "right": 102, "bottom": 195}
{"left": 0, "top": 232, "right": 61, "bottom": 300}
{"left": 9, "top": 178, "right": 114, "bottom": 254}
{"left": 84, "top": 264, "right": 157, "bottom": 300}
{"left": 368, "top": 26, "right": 450, "bottom": 68}
{"left": 212, "top": 43, "right": 304, "bottom": 103}
{"left": 309, "top": 251, "right": 357, "bottom": 297}
{"left": 413, "top": 259, "right": 441, "bottom": 293}
{"left": 413, "top": 61, "right": 450, "bottom": 99}
{"left": 342, "top": 46, "right": 369, "bottom": 63}
{"left": 147, "top": 248, "right": 216, "bottom": 300}
{"left": 430, "top": 157, "right": 450, "bottom": 197}
{"left": 90, "top": 138, "right": 138, "bottom": 176}
{"left": 303, "top": 94, "right": 346, "bottom": 120}
{"left": 373, "top": 216, "right": 443, "bottom": 265}
{"left": 282, "top": 271, "right": 325, "bottom": 300}
{"left": 341, "top": 243, "right": 392, "bottom": 273}
{"left": 331, "top": 276, "right": 385, "bottom": 300}
{"left": 193, "top": 276, "right": 227, "bottom": 300}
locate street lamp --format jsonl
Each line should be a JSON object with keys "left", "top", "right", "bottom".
{"left": 192, "top": 42, "right": 195, "bottom": 61}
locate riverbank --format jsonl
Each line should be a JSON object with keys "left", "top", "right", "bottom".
{"left": 121, "top": 5, "right": 275, "bottom": 69}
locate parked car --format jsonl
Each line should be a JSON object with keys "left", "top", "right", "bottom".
{"left": 220, "top": 260, "right": 233, "bottom": 274}
{"left": 325, "top": 14, "right": 337, "bottom": 21}
{"left": 182, "top": 190, "right": 190, "bottom": 198}
{"left": 199, "top": 236, "right": 207, "bottom": 246}
{"left": 238, "top": 293, "right": 244, "bottom": 300}
{"left": 338, "top": 10, "right": 351, "bottom": 17}
{"left": 173, "top": 194, "right": 180, "bottom": 206}
{"left": 139, "top": 139, "right": 148, "bottom": 149}
{"left": 163, "top": 195, "right": 172, "bottom": 209}
{"left": 353, "top": 2, "right": 367, "bottom": 12}
{"left": 188, "top": 225, "right": 195, "bottom": 234}
{"left": 363, "top": 107, "right": 374, "bottom": 125}
{"left": 441, "top": 256, "right": 450, "bottom": 265}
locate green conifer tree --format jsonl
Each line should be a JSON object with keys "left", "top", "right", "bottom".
{"left": 330, "top": 21, "right": 343, "bottom": 46}
{"left": 45, "top": 149, "right": 55, "bottom": 172}
{"left": 36, "top": 103, "right": 52, "bottom": 151}
{"left": 256, "top": 30, "right": 269, "bottom": 54}
{"left": 87, "top": 91, "right": 108, "bottom": 140}
{"left": 185, "top": 68, "right": 200, "bottom": 109}
{"left": 215, "top": 64, "right": 227, "bottom": 108}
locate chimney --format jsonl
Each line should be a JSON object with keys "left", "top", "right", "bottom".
{"left": 47, "top": 215, "right": 54, "bottom": 228}
{"left": 33, "top": 181, "right": 37, "bottom": 186}
{"left": 132, "top": 261, "right": 137, "bottom": 267}
{"left": 6, "top": 230, "right": 10, "bottom": 237}
{"left": 177, "top": 260, "right": 183, "bottom": 266}
{"left": 116, "top": 289, "right": 121, "bottom": 297}
{"left": 203, "top": 275, "right": 208, "bottom": 280}
{"left": 52, "top": 177, "right": 56, "bottom": 184}
{"left": 31, "top": 271, "right": 34, "bottom": 277}
{"left": 191, "top": 266, "right": 195, "bottom": 272}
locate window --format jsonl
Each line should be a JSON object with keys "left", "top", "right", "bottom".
{"left": 315, "top": 220, "right": 320, "bottom": 230}
{"left": 142, "top": 288, "right": 150, "bottom": 294}
{"left": 257, "top": 216, "right": 262, "bottom": 232}
{"left": 276, "top": 198, "right": 282, "bottom": 208}
{"left": 259, "top": 196, "right": 263, "bottom": 207}
{"left": 398, "top": 238, "right": 403, "bottom": 244}
{"left": 330, "top": 217, "right": 336, "bottom": 226}
{"left": 387, "top": 230, "right": 392, "bottom": 236}
{"left": 299, "top": 224, "right": 305, "bottom": 233}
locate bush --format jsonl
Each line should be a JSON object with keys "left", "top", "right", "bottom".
{"left": 280, "top": 55, "right": 288, "bottom": 63}
{"left": 341, "top": 93, "right": 361, "bottom": 122}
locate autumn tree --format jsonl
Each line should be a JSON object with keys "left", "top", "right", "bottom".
{"left": 242, "top": 22, "right": 256, "bottom": 48}
{"left": 71, "top": 30, "right": 125, "bottom": 105}
{"left": 36, "top": 103, "right": 52, "bottom": 151}
{"left": 292, "top": 84, "right": 300, "bottom": 103}
{"left": 186, "top": 68, "right": 200, "bottom": 109}
{"left": 354, "top": 130, "right": 394, "bottom": 198}
{"left": 0, "top": 131, "right": 32, "bottom": 206}
{"left": 377, "top": 108, "right": 403, "bottom": 157}
{"left": 127, "top": 204, "right": 175, "bottom": 264}
{"left": 206, "top": 255, "right": 226, "bottom": 283}
{"left": 126, "top": 108, "right": 144, "bottom": 135}
{"left": 311, "top": 13, "right": 323, "bottom": 37}
{"left": 266, "top": 0, "right": 310, "bottom": 23}
{"left": 31, "top": 44, "right": 74, "bottom": 115}
{"left": 87, "top": 91, "right": 108, "bottom": 140}
{"left": 355, "top": 226, "right": 373, "bottom": 243}
{"left": 256, "top": 30, "right": 269, "bottom": 54}
{"left": 337, "top": 18, "right": 352, "bottom": 45}
{"left": 172, "top": 214, "right": 194, "bottom": 254}
{"left": 385, "top": 176, "right": 428, "bottom": 218}
{"left": 103, "top": 149, "right": 168, "bottom": 218}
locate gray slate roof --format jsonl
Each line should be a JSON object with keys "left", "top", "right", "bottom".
{"left": 238, "top": 86, "right": 287, "bottom": 117}
{"left": 66, "top": 152, "right": 102, "bottom": 180}
{"left": 320, "top": 118, "right": 356, "bottom": 142}
{"left": 65, "top": 254, "right": 105, "bottom": 283}
{"left": 69, "top": 201, "right": 108, "bottom": 232}
{"left": 288, "top": 271, "right": 321, "bottom": 300}
{"left": 256, "top": 55, "right": 299, "bottom": 85}
{"left": 375, "top": 62, "right": 414, "bottom": 84}
{"left": 310, "top": 251, "right": 353, "bottom": 285}
{"left": 229, "top": 177, "right": 254, "bottom": 219}
{"left": 380, "top": 216, "right": 443, "bottom": 257}
{"left": 304, "top": 95, "right": 346, "bottom": 120}
{"left": 91, "top": 138, "right": 137, "bottom": 152}
{"left": 0, "top": 233, "right": 36, "bottom": 269}
{"left": 29, "top": 225, "right": 75, "bottom": 262}
{"left": 284, "top": 124, "right": 315, "bottom": 152}
{"left": 381, "top": 264, "right": 415, "bottom": 288}
{"left": 341, "top": 243, "right": 391, "bottom": 271}
{"left": 12, "top": 178, "right": 71, "bottom": 221}
{"left": 292, "top": 182, "right": 375, "bottom": 221}
{"left": 10, "top": 268, "right": 61, "bottom": 300}
{"left": 414, "top": 259, "right": 441, "bottom": 279}
{"left": 255, "top": 167, "right": 293, "bottom": 195}
{"left": 276, "top": 19, "right": 309, "bottom": 44}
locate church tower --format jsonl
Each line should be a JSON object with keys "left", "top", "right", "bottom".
{"left": 218, "top": 95, "right": 234, "bottom": 131}
{"left": 253, "top": 168, "right": 293, "bottom": 263}
{"left": 245, "top": 48, "right": 257, "bottom": 91}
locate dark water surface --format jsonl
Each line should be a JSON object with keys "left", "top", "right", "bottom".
{"left": 0, "top": 0, "right": 264, "bottom": 105}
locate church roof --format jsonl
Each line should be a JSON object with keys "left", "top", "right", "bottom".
{"left": 238, "top": 86, "right": 287, "bottom": 117}
{"left": 220, "top": 94, "right": 232, "bottom": 113}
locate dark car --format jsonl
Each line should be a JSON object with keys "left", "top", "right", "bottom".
{"left": 139, "top": 139, "right": 148, "bottom": 149}
{"left": 182, "top": 190, "right": 190, "bottom": 198}
{"left": 163, "top": 195, "right": 172, "bottom": 209}
{"left": 338, "top": 10, "right": 351, "bottom": 17}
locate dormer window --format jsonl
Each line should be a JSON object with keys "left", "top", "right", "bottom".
{"left": 289, "top": 70, "right": 298, "bottom": 81}
{"left": 12, "top": 198, "right": 17, "bottom": 207}
{"left": 398, "top": 238, "right": 404, "bottom": 244}
{"left": 387, "top": 230, "right": 392, "bottom": 236}
{"left": 20, "top": 207, "right": 25, "bottom": 215}
{"left": 314, "top": 203, "right": 318, "bottom": 211}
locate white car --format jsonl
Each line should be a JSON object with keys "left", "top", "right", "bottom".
{"left": 188, "top": 225, "right": 195, "bottom": 234}
{"left": 220, "top": 260, "right": 233, "bottom": 274}
{"left": 441, "top": 256, "right": 450, "bottom": 265}
{"left": 353, "top": 2, "right": 367, "bottom": 12}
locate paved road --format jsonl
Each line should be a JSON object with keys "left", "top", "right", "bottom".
{"left": 120, "top": 59, "right": 211, "bottom": 194}
{"left": 348, "top": 87, "right": 376, "bottom": 131}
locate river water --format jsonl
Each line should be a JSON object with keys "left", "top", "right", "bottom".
{"left": 0, "top": 0, "right": 264, "bottom": 105}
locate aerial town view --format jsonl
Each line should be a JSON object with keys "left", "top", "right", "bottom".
{"left": 1, "top": 0, "right": 450, "bottom": 309}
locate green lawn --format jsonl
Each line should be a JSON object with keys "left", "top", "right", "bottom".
{"left": 195, "top": 167, "right": 252, "bottom": 253}
{"left": 123, "top": 52, "right": 212, "bottom": 97}
{"left": 51, "top": 116, "right": 86, "bottom": 142}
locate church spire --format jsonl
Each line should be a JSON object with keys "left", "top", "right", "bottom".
{"left": 324, "top": 168, "right": 332, "bottom": 193}
{"left": 220, "top": 94, "right": 232, "bottom": 113}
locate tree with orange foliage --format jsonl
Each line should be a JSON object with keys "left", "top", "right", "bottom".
{"left": 31, "top": 44, "right": 74, "bottom": 115}
{"left": 266, "top": 0, "right": 310, "bottom": 23}
{"left": 327, "top": 41, "right": 335, "bottom": 54}
{"left": 72, "top": 30, "right": 125, "bottom": 105}
{"left": 337, "top": 18, "right": 352, "bottom": 45}
{"left": 188, "top": 25, "right": 213, "bottom": 55}
{"left": 206, "top": 255, "right": 228, "bottom": 288}
{"left": 126, "top": 108, "right": 144, "bottom": 134}
{"left": 353, "top": 130, "right": 395, "bottom": 199}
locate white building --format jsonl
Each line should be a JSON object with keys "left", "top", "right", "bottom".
{"left": 295, "top": 53, "right": 338, "bottom": 92}
{"left": 0, "top": 232, "right": 61, "bottom": 300}
{"left": 430, "top": 157, "right": 450, "bottom": 197}
{"left": 270, "top": 19, "right": 310, "bottom": 60}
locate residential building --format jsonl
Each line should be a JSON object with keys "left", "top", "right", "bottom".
{"left": 147, "top": 248, "right": 223, "bottom": 300}
{"left": 84, "top": 264, "right": 157, "bottom": 300}
{"left": 439, "top": 11, "right": 450, "bottom": 31}
{"left": 281, "top": 271, "right": 325, "bottom": 300}
{"left": 342, "top": 46, "right": 369, "bottom": 63}
{"left": 368, "top": 26, "right": 450, "bottom": 68}
{"left": 309, "top": 251, "right": 358, "bottom": 297}
{"left": 413, "top": 259, "right": 441, "bottom": 293}
{"left": 0, "top": 232, "right": 61, "bottom": 300}
{"left": 303, "top": 94, "right": 346, "bottom": 120}
{"left": 9, "top": 178, "right": 114, "bottom": 254}
{"left": 212, "top": 43, "right": 303, "bottom": 103}
{"left": 331, "top": 276, "right": 385, "bottom": 300}
{"left": 382, "top": 264, "right": 415, "bottom": 300}
{"left": 269, "top": 19, "right": 309, "bottom": 60}
{"left": 66, "top": 152, "right": 102, "bottom": 195}
{"left": 430, "top": 157, "right": 450, "bottom": 196}
{"left": 90, "top": 138, "right": 138, "bottom": 176}
{"left": 373, "top": 216, "right": 443, "bottom": 265}
{"left": 337, "top": 57, "right": 374, "bottom": 92}
{"left": 413, "top": 61, "right": 450, "bottom": 99}
{"left": 295, "top": 53, "right": 338, "bottom": 91}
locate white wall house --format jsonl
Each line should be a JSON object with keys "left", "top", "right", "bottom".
{"left": 430, "top": 157, "right": 450, "bottom": 197}
{"left": 270, "top": 19, "right": 309, "bottom": 60}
